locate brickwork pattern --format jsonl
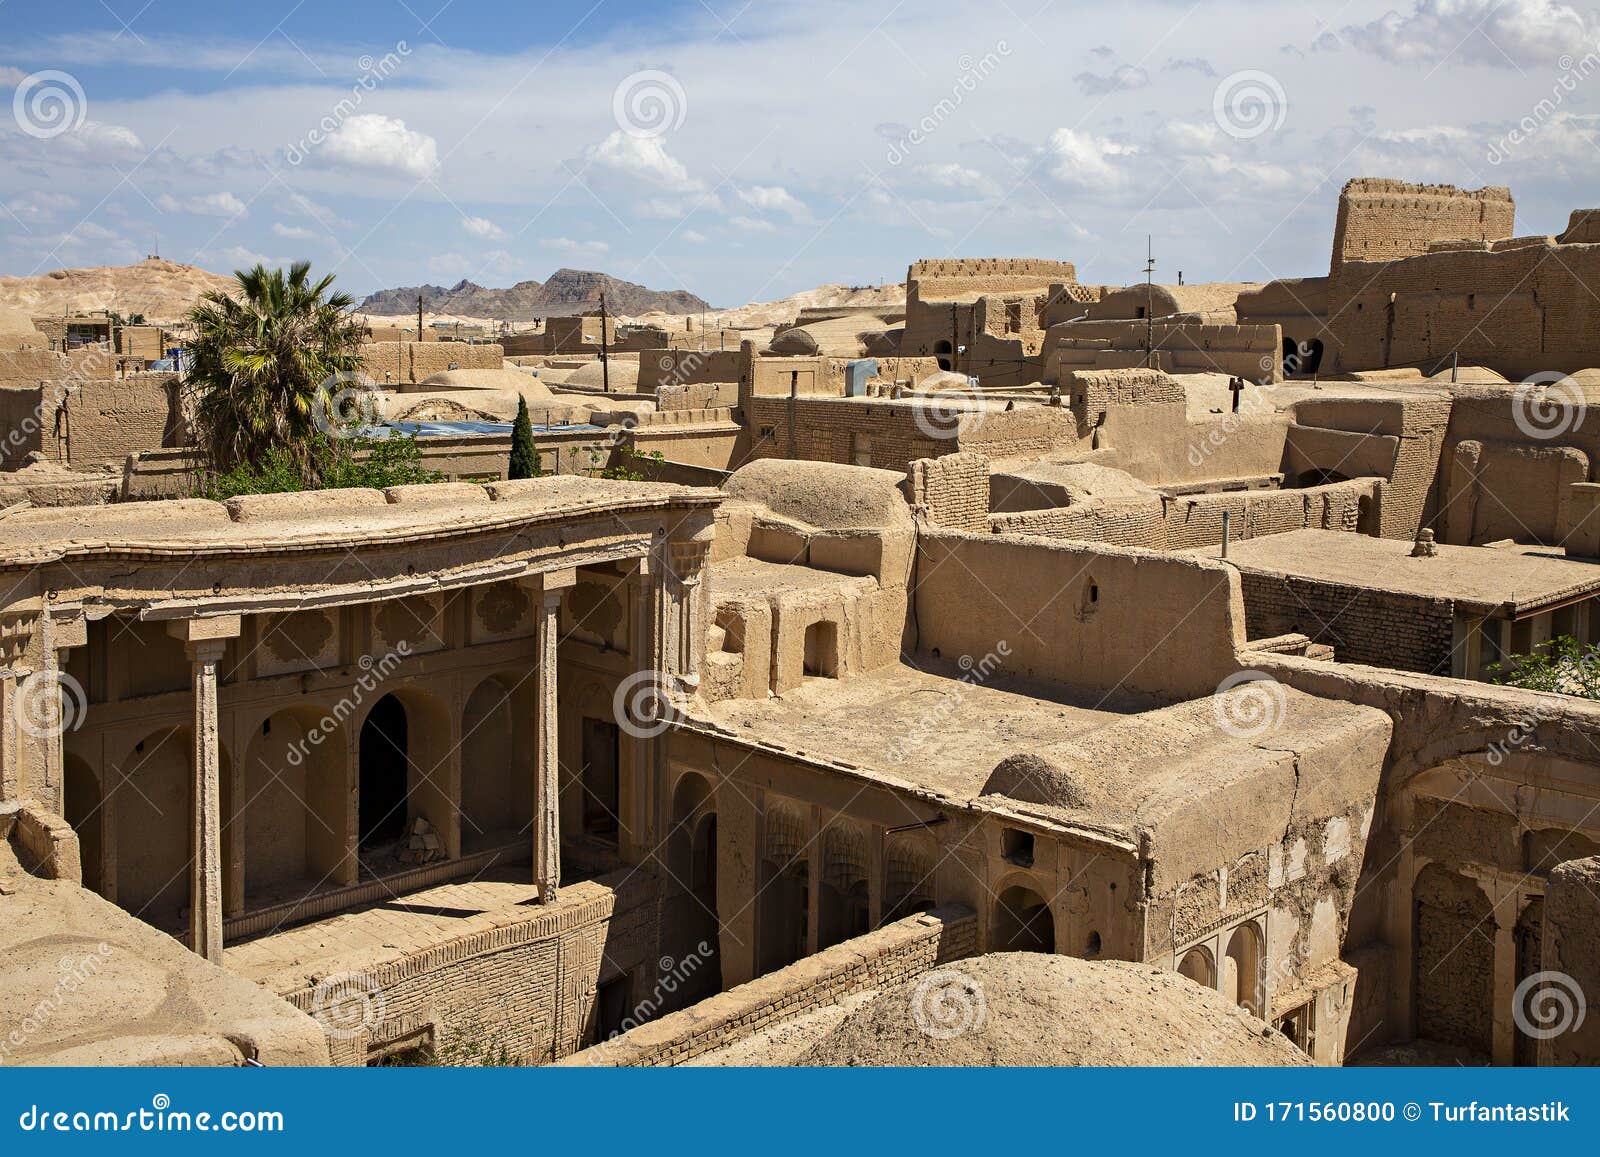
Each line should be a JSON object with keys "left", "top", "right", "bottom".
{"left": 908, "top": 453, "right": 989, "bottom": 532}
{"left": 358, "top": 341, "right": 504, "bottom": 383}
{"left": 558, "top": 905, "right": 978, "bottom": 1067}
{"left": 1239, "top": 571, "right": 1455, "bottom": 674}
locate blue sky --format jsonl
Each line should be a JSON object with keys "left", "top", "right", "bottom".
{"left": 3, "top": 0, "right": 1600, "bottom": 307}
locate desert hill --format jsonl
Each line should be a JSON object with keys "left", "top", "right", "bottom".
{"left": 358, "top": 269, "right": 710, "bottom": 321}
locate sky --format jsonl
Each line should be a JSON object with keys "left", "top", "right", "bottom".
{"left": 2, "top": 0, "right": 1600, "bottom": 307}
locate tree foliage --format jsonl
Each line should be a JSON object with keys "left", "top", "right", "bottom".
{"left": 508, "top": 395, "right": 541, "bottom": 479}
{"left": 184, "top": 261, "right": 368, "bottom": 482}
{"left": 1486, "top": 634, "right": 1600, "bottom": 699}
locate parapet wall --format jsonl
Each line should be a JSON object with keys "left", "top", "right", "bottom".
{"left": 1331, "top": 179, "right": 1514, "bottom": 271}
{"left": 1047, "top": 321, "right": 1281, "bottom": 382}
{"left": 914, "top": 530, "right": 1244, "bottom": 699}
{"left": 907, "top": 452, "right": 989, "bottom": 532}
{"left": 558, "top": 905, "right": 977, "bottom": 1067}
{"left": 358, "top": 341, "right": 504, "bottom": 383}
{"left": 908, "top": 258, "right": 1078, "bottom": 303}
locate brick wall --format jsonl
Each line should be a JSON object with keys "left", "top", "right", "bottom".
{"left": 558, "top": 904, "right": 977, "bottom": 1067}
{"left": 907, "top": 452, "right": 989, "bottom": 532}
{"left": 1238, "top": 571, "right": 1455, "bottom": 674}
{"left": 283, "top": 870, "right": 661, "bottom": 1065}
{"left": 358, "top": 342, "right": 504, "bottom": 384}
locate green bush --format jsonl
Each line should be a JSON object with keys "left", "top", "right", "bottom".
{"left": 200, "top": 433, "right": 440, "bottom": 500}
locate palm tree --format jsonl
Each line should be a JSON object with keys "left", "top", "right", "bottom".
{"left": 184, "top": 261, "right": 367, "bottom": 480}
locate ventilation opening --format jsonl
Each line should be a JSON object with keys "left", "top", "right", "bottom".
{"left": 596, "top": 975, "right": 631, "bottom": 1040}
{"left": 1002, "top": 828, "right": 1035, "bottom": 868}
{"left": 1085, "top": 930, "right": 1102, "bottom": 957}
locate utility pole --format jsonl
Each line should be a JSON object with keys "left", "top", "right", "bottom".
{"left": 1144, "top": 235, "right": 1156, "bottom": 369}
{"left": 417, "top": 294, "right": 423, "bottom": 342}
{"left": 599, "top": 291, "right": 611, "bottom": 394}
{"left": 950, "top": 303, "right": 959, "bottom": 374}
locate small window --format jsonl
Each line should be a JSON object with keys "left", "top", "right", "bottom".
{"left": 759, "top": 425, "right": 776, "bottom": 440}
{"left": 851, "top": 432, "right": 872, "bottom": 467}
{"left": 596, "top": 975, "right": 630, "bottom": 1040}
{"left": 1085, "top": 930, "right": 1102, "bottom": 957}
{"left": 1002, "top": 827, "right": 1034, "bottom": 867}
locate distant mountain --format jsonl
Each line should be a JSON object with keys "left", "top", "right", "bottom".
{"left": 0, "top": 258, "right": 238, "bottom": 323}
{"left": 358, "top": 269, "right": 710, "bottom": 321}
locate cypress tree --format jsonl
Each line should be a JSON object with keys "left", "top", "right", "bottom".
{"left": 508, "top": 395, "right": 539, "bottom": 479}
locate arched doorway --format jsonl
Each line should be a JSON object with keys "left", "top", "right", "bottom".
{"left": 1412, "top": 863, "right": 1493, "bottom": 1056}
{"left": 818, "top": 823, "right": 870, "bottom": 949}
{"left": 665, "top": 773, "right": 721, "bottom": 1002}
{"left": 1283, "top": 336, "right": 1325, "bottom": 376}
{"left": 244, "top": 707, "right": 349, "bottom": 906}
{"left": 64, "top": 754, "right": 103, "bottom": 897}
{"left": 359, "top": 694, "right": 410, "bottom": 850}
{"left": 757, "top": 802, "right": 809, "bottom": 975}
{"left": 1223, "top": 922, "right": 1265, "bottom": 1016}
{"left": 934, "top": 340, "right": 953, "bottom": 372}
{"left": 461, "top": 674, "right": 530, "bottom": 852}
{"left": 993, "top": 884, "right": 1054, "bottom": 953}
{"left": 1179, "top": 945, "right": 1216, "bottom": 988}
{"left": 114, "top": 727, "right": 191, "bottom": 930}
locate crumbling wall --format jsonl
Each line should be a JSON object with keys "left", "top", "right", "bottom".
{"left": 907, "top": 452, "right": 989, "bottom": 532}
{"left": 638, "top": 348, "right": 742, "bottom": 392}
{"left": 1539, "top": 855, "right": 1600, "bottom": 1064}
{"left": 557, "top": 905, "right": 977, "bottom": 1067}
{"left": 1330, "top": 179, "right": 1513, "bottom": 271}
{"left": 1237, "top": 570, "right": 1453, "bottom": 674}
{"left": 1411, "top": 862, "right": 1494, "bottom": 1055}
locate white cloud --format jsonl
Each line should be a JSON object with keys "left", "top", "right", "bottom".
{"left": 540, "top": 236, "right": 609, "bottom": 255}
{"left": 6, "top": 190, "right": 77, "bottom": 223}
{"left": 1339, "top": 0, "right": 1600, "bottom": 68}
{"left": 582, "top": 129, "right": 702, "bottom": 194}
{"left": 1074, "top": 65, "right": 1149, "bottom": 96}
{"left": 1045, "top": 128, "right": 1139, "bottom": 188}
{"left": 318, "top": 114, "right": 438, "bottom": 178}
{"left": 271, "top": 222, "right": 317, "bottom": 240}
{"left": 156, "top": 190, "right": 248, "bottom": 218}
{"left": 737, "top": 184, "right": 809, "bottom": 220}
{"left": 0, "top": 65, "right": 26, "bottom": 86}
{"left": 682, "top": 230, "right": 707, "bottom": 243}
{"left": 728, "top": 215, "right": 775, "bottom": 233}
{"left": 461, "top": 215, "right": 508, "bottom": 240}
{"left": 917, "top": 163, "right": 1001, "bottom": 198}
{"left": 1163, "top": 57, "right": 1217, "bottom": 76}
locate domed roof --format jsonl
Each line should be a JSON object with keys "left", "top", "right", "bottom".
{"left": 723, "top": 459, "right": 913, "bottom": 532}
{"left": 799, "top": 953, "right": 1309, "bottom": 1066}
{"left": 982, "top": 753, "right": 1091, "bottom": 810}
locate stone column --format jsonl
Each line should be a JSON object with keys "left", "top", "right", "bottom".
{"left": 626, "top": 554, "right": 663, "bottom": 859}
{"left": 168, "top": 616, "right": 240, "bottom": 964}
{"left": 666, "top": 540, "right": 710, "bottom": 694}
{"left": 0, "top": 614, "right": 32, "bottom": 805}
{"left": 532, "top": 569, "right": 575, "bottom": 903}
